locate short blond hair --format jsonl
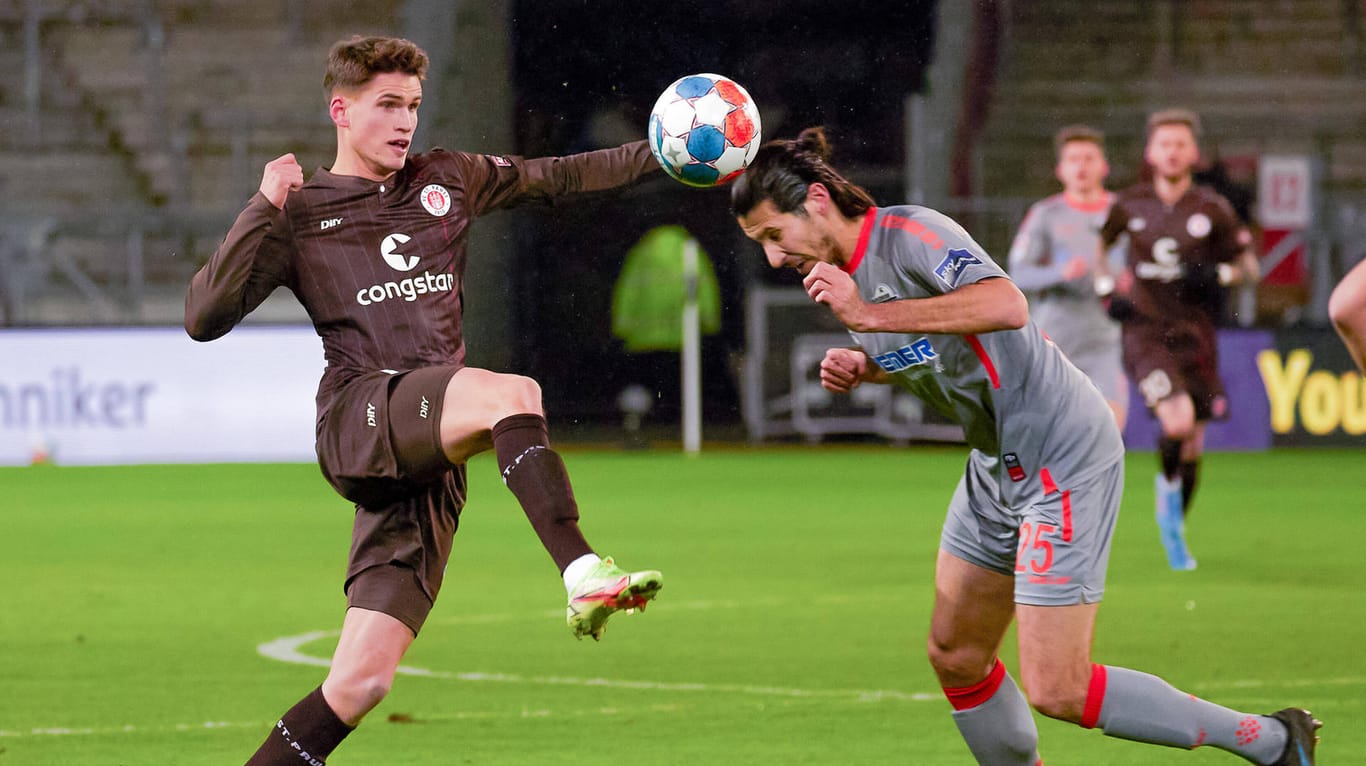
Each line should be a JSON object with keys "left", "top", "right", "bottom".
{"left": 1054, "top": 124, "right": 1105, "bottom": 159}
{"left": 1146, "top": 108, "right": 1202, "bottom": 140}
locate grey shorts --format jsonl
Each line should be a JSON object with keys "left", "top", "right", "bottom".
{"left": 940, "top": 455, "right": 1124, "bottom": 606}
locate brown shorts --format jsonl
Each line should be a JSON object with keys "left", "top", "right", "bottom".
{"left": 317, "top": 365, "right": 467, "bottom": 635}
{"left": 1122, "top": 320, "right": 1227, "bottom": 421}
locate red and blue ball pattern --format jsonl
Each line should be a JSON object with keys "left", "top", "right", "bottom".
{"left": 648, "top": 73, "right": 761, "bottom": 188}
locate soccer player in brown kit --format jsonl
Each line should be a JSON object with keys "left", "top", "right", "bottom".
{"left": 185, "top": 36, "right": 662, "bottom": 765}
{"left": 1094, "top": 109, "right": 1260, "bottom": 571}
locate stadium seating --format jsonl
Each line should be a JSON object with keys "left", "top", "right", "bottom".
{"left": 0, "top": 0, "right": 1362, "bottom": 328}
{"left": 978, "top": 0, "right": 1366, "bottom": 197}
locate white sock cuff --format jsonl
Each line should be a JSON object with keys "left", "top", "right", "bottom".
{"left": 563, "top": 553, "right": 602, "bottom": 591}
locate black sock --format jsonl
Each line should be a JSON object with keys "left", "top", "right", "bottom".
{"left": 1179, "top": 461, "right": 1199, "bottom": 517}
{"left": 245, "top": 687, "right": 353, "bottom": 766}
{"left": 1158, "top": 437, "right": 1183, "bottom": 480}
{"left": 492, "top": 413, "right": 593, "bottom": 572}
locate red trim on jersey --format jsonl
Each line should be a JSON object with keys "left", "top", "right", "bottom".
{"left": 1040, "top": 467, "right": 1058, "bottom": 494}
{"left": 943, "top": 658, "right": 1007, "bottom": 711}
{"left": 1060, "top": 490, "right": 1074, "bottom": 542}
{"left": 842, "top": 208, "right": 879, "bottom": 274}
{"left": 965, "top": 335, "right": 1001, "bottom": 389}
{"left": 1081, "top": 664, "right": 1107, "bottom": 729}
{"left": 1040, "top": 468, "right": 1074, "bottom": 542}
{"left": 1063, "top": 191, "right": 1112, "bottom": 213}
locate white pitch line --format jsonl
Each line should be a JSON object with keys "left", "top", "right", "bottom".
{"left": 1191, "top": 676, "right": 1366, "bottom": 691}
{"left": 0, "top": 720, "right": 261, "bottom": 739}
{"left": 256, "top": 627, "right": 937, "bottom": 703}
{"left": 256, "top": 597, "right": 1366, "bottom": 705}
{"left": 8, "top": 675, "right": 1364, "bottom": 742}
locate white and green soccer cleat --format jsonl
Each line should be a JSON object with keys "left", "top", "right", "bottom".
{"left": 566, "top": 557, "right": 662, "bottom": 641}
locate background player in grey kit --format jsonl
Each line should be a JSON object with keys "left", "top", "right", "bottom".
{"left": 185, "top": 36, "right": 661, "bottom": 765}
{"left": 732, "top": 126, "right": 1318, "bottom": 766}
{"left": 1008, "top": 125, "right": 1127, "bottom": 427}
{"left": 1095, "top": 109, "right": 1260, "bottom": 571}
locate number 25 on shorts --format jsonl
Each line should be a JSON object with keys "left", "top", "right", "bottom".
{"left": 1016, "top": 522, "right": 1057, "bottom": 576}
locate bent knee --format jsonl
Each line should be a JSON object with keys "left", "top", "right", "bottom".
{"left": 1028, "top": 693, "right": 1080, "bottom": 723}
{"left": 1023, "top": 681, "right": 1087, "bottom": 724}
{"left": 482, "top": 372, "right": 542, "bottom": 416}
{"left": 1329, "top": 286, "right": 1361, "bottom": 328}
{"left": 927, "top": 638, "right": 997, "bottom": 688}
{"left": 323, "top": 672, "right": 394, "bottom": 720}
{"left": 507, "top": 374, "right": 543, "bottom": 411}
{"left": 1156, "top": 407, "right": 1196, "bottom": 440}
{"left": 449, "top": 369, "right": 544, "bottom": 420}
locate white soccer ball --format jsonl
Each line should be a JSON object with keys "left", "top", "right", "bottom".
{"left": 648, "top": 73, "right": 761, "bottom": 188}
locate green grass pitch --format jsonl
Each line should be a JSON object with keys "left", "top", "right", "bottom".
{"left": 3, "top": 447, "right": 1362, "bottom": 765}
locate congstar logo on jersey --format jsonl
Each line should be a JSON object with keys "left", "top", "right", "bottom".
{"left": 355, "top": 232, "right": 456, "bottom": 306}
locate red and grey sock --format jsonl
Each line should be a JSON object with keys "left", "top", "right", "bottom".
{"left": 1083, "top": 664, "right": 1286, "bottom": 763}
{"left": 944, "top": 659, "right": 1043, "bottom": 765}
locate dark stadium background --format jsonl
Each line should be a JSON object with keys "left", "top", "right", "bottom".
{"left": 506, "top": 0, "right": 938, "bottom": 427}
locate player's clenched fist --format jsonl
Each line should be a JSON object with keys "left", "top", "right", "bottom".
{"left": 260, "top": 153, "right": 304, "bottom": 209}
{"left": 803, "top": 262, "right": 870, "bottom": 330}
{"left": 820, "top": 347, "right": 870, "bottom": 394}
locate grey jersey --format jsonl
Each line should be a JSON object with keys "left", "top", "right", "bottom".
{"left": 1007, "top": 193, "right": 1120, "bottom": 359}
{"left": 845, "top": 206, "right": 1124, "bottom": 506}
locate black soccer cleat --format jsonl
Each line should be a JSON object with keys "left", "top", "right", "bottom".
{"left": 1269, "top": 708, "right": 1321, "bottom": 766}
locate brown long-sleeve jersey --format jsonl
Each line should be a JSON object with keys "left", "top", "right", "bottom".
{"left": 1099, "top": 182, "right": 1242, "bottom": 326}
{"left": 186, "top": 141, "right": 658, "bottom": 415}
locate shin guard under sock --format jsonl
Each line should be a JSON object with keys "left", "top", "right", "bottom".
{"left": 1083, "top": 665, "right": 1284, "bottom": 763}
{"left": 244, "top": 687, "right": 353, "bottom": 766}
{"left": 1158, "top": 437, "right": 1183, "bottom": 480}
{"left": 492, "top": 413, "right": 593, "bottom": 572}
{"left": 944, "top": 660, "right": 1042, "bottom": 766}
{"left": 1179, "top": 460, "right": 1199, "bottom": 516}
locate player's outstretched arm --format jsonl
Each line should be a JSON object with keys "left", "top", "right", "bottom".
{"left": 519, "top": 141, "right": 661, "bottom": 199}
{"left": 1329, "top": 258, "right": 1366, "bottom": 373}
{"left": 803, "top": 263, "right": 1027, "bottom": 335}
{"left": 184, "top": 155, "right": 299, "bottom": 341}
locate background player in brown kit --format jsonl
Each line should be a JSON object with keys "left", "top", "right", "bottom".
{"left": 185, "top": 36, "right": 662, "bottom": 765}
{"left": 1094, "top": 108, "right": 1259, "bottom": 571}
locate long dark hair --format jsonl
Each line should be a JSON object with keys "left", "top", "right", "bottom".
{"left": 730, "top": 127, "right": 875, "bottom": 218}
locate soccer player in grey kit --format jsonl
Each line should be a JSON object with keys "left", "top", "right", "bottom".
{"left": 186, "top": 36, "right": 661, "bottom": 765}
{"left": 732, "top": 127, "right": 1319, "bottom": 765}
{"left": 1008, "top": 125, "right": 1127, "bottom": 427}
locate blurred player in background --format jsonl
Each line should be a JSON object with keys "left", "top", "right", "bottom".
{"left": 732, "top": 126, "right": 1317, "bottom": 766}
{"left": 1329, "top": 258, "right": 1366, "bottom": 372}
{"left": 1008, "top": 125, "right": 1128, "bottom": 427}
{"left": 186, "top": 36, "right": 662, "bottom": 766}
{"left": 1094, "top": 109, "right": 1260, "bottom": 571}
